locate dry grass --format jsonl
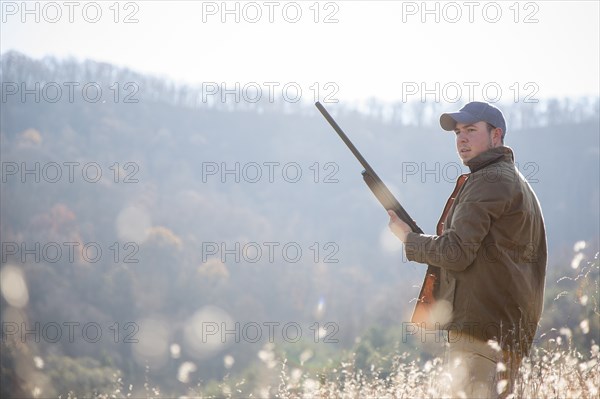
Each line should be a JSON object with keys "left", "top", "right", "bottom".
{"left": 167, "top": 335, "right": 598, "bottom": 399}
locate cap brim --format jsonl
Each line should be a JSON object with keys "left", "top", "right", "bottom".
{"left": 440, "top": 111, "right": 479, "bottom": 131}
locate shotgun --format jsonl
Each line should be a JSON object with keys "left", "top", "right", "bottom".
{"left": 315, "top": 101, "right": 423, "bottom": 234}
{"left": 315, "top": 101, "right": 440, "bottom": 324}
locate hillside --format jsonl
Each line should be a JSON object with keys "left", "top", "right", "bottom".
{"left": 1, "top": 51, "right": 598, "bottom": 397}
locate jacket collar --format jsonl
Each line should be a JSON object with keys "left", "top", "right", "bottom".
{"left": 465, "top": 146, "right": 515, "bottom": 173}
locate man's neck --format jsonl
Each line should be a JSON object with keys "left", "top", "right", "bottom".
{"left": 465, "top": 146, "right": 513, "bottom": 173}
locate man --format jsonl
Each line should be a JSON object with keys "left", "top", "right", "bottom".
{"left": 388, "top": 101, "right": 547, "bottom": 398}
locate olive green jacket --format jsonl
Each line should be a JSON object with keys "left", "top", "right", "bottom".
{"left": 405, "top": 146, "right": 547, "bottom": 352}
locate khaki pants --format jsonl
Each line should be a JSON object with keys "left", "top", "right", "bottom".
{"left": 444, "top": 330, "right": 521, "bottom": 399}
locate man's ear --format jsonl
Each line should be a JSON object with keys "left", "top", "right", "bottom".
{"left": 493, "top": 128, "right": 503, "bottom": 145}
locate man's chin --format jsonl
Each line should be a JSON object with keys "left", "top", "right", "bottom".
{"left": 458, "top": 152, "right": 472, "bottom": 164}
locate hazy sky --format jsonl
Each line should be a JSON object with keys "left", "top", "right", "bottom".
{"left": 2, "top": 0, "right": 599, "bottom": 105}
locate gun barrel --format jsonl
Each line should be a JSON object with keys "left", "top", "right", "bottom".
{"left": 315, "top": 101, "right": 423, "bottom": 234}
{"left": 315, "top": 102, "right": 376, "bottom": 175}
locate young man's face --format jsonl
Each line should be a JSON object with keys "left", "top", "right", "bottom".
{"left": 454, "top": 121, "right": 500, "bottom": 163}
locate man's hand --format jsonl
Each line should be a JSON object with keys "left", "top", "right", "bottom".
{"left": 388, "top": 210, "right": 412, "bottom": 243}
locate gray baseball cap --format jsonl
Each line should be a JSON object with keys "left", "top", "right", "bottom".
{"left": 440, "top": 101, "right": 506, "bottom": 134}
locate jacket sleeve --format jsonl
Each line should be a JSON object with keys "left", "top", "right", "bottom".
{"left": 404, "top": 173, "right": 512, "bottom": 272}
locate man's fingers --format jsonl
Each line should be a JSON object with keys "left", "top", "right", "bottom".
{"left": 388, "top": 210, "right": 402, "bottom": 232}
{"left": 387, "top": 210, "right": 409, "bottom": 242}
